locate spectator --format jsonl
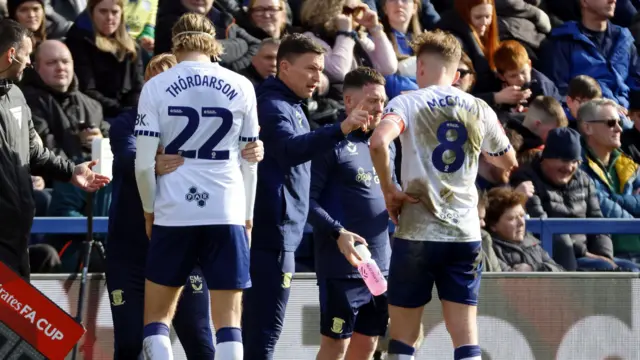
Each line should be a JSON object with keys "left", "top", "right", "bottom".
{"left": 154, "top": 0, "right": 261, "bottom": 72}
{"left": 564, "top": 74, "right": 603, "bottom": 126}
{"left": 453, "top": 51, "right": 475, "bottom": 93}
{"left": 65, "top": 0, "right": 143, "bottom": 118}
{"left": 123, "top": 0, "right": 158, "bottom": 56}
{"left": 539, "top": 0, "right": 640, "bottom": 110}
{"left": 476, "top": 128, "right": 526, "bottom": 192}
{"left": 494, "top": 0, "right": 551, "bottom": 62}
{"left": 578, "top": 99, "right": 640, "bottom": 262}
{"left": 621, "top": 90, "right": 640, "bottom": 163}
{"left": 238, "top": 37, "right": 279, "bottom": 87}
{"left": 438, "top": 0, "right": 530, "bottom": 110}
{"left": 506, "top": 95, "right": 567, "bottom": 163}
{"left": 510, "top": 127, "right": 638, "bottom": 272}
{"left": 8, "top": 0, "right": 67, "bottom": 46}
{"left": 238, "top": 0, "right": 289, "bottom": 40}
{"left": 365, "top": 0, "right": 440, "bottom": 30}
{"left": 478, "top": 190, "right": 502, "bottom": 272}
{"left": 21, "top": 40, "right": 107, "bottom": 166}
{"left": 300, "top": 0, "right": 398, "bottom": 98}
{"left": 493, "top": 40, "right": 562, "bottom": 116}
{"left": 485, "top": 186, "right": 563, "bottom": 272}
{"left": 544, "top": 0, "right": 638, "bottom": 28}
{"left": 380, "top": 0, "right": 421, "bottom": 99}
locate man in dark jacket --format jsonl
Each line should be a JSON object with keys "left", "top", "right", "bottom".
{"left": 21, "top": 40, "right": 107, "bottom": 166}
{"left": 242, "top": 34, "right": 369, "bottom": 360}
{"left": 154, "top": 0, "right": 260, "bottom": 73}
{"left": 0, "top": 19, "right": 109, "bottom": 280}
{"left": 308, "top": 67, "right": 394, "bottom": 359}
{"left": 510, "top": 127, "right": 638, "bottom": 271}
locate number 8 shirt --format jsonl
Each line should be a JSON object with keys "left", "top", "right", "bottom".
{"left": 134, "top": 61, "right": 259, "bottom": 227}
{"left": 382, "top": 85, "right": 511, "bottom": 243}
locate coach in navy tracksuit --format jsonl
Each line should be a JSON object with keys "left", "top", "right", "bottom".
{"left": 308, "top": 68, "right": 394, "bottom": 359}
{"left": 242, "top": 34, "right": 370, "bottom": 360}
{"left": 106, "top": 108, "right": 214, "bottom": 358}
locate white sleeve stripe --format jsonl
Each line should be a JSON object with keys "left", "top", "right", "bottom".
{"left": 239, "top": 136, "right": 258, "bottom": 142}
{"left": 486, "top": 144, "right": 512, "bottom": 157}
{"left": 134, "top": 130, "right": 160, "bottom": 137}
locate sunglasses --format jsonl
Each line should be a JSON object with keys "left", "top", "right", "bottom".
{"left": 343, "top": 5, "right": 366, "bottom": 18}
{"left": 589, "top": 119, "right": 621, "bottom": 128}
{"left": 458, "top": 69, "right": 474, "bottom": 77}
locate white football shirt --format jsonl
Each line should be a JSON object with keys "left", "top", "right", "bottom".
{"left": 134, "top": 61, "right": 259, "bottom": 226}
{"left": 382, "top": 85, "right": 511, "bottom": 242}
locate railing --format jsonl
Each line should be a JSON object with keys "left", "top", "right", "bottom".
{"left": 31, "top": 217, "right": 640, "bottom": 257}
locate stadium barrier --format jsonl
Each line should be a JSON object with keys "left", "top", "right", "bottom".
{"left": 30, "top": 272, "right": 640, "bottom": 360}
{"left": 31, "top": 217, "right": 640, "bottom": 257}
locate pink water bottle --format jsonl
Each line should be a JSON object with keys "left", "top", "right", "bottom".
{"left": 355, "top": 245, "right": 387, "bottom": 296}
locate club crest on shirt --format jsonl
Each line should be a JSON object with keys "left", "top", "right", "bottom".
{"left": 346, "top": 141, "right": 358, "bottom": 154}
{"left": 111, "top": 290, "right": 125, "bottom": 306}
{"left": 331, "top": 317, "right": 345, "bottom": 334}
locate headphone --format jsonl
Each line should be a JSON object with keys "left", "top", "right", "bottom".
{"left": 10, "top": 56, "right": 23, "bottom": 65}
{"left": 0, "top": 56, "right": 21, "bottom": 96}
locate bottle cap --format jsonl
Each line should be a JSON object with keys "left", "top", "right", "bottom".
{"left": 354, "top": 244, "right": 371, "bottom": 261}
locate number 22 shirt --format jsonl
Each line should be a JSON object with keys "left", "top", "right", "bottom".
{"left": 382, "top": 85, "right": 510, "bottom": 242}
{"left": 134, "top": 61, "right": 259, "bottom": 226}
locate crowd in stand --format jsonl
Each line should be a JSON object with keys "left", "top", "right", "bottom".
{"left": 2, "top": 0, "right": 640, "bottom": 274}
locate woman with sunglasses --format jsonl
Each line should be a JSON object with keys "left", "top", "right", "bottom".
{"left": 299, "top": 0, "right": 397, "bottom": 99}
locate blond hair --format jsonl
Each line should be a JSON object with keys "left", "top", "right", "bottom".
{"left": 88, "top": 0, "right": 137, "bottom": 61}
{"left": 171, "top": 13, "right": 224, "bottom": 58}
{"left": 300, "top": 0, "right": 343, "bottom": 30}
{"left": 144, "top": 53, "right": 177, "bottom": 81}
{"left": 411, "top": 29, "right": 462, "bottom": 65}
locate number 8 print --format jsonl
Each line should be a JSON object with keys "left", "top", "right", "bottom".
{"left": 432, "top": 120, "right": 468, "bottom": 173}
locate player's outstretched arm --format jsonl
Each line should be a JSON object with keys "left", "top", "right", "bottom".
{"left": 258, "top": 102, "right": 367, "bottom": 168}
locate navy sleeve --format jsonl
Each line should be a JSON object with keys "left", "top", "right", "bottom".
{"left": 108, "top": 114, "right": 137, "bottom": 177}
{"left": 308, "top": 149, "right": 343, "bottom": 236}
{"left": 259, "top": 111, "right": 345, "bottom": 168}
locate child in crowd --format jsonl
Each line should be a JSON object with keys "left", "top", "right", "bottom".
{"left": 493, "top": 40, "right": 562, "bottom": 114}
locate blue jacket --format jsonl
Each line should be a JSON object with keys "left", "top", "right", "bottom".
{"left": 308, "top": 125, "right": 394, "bottom": 279}
{"left": 540, "top": 21, "right": 640, "bottom": 109}
{"left": 252, "top": 77, "right": 346, "bottom": 252}
{"left": 106, "top": 108, "right": 148, "bottom": 263}
{"left": 581, "top": 148, "right": 640, "bottom": 219}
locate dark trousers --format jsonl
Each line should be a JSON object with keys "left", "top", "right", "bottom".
{"left": 242, "top": 249, "right": 295, "bottom": 360}
{"left": 106, "top": 259, "right": 215, "bottom": 359}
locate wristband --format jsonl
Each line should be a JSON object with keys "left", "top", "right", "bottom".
{"left": 336, "top": 30, "right": 358, "bottom": 41}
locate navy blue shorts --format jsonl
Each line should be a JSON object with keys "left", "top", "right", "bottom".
{"left": 146, "top": 224, "right": 251, "bottom": 289}
{"left": 388, "top": 239, "right": 482, "bottom": 308}
{"left": 318, "top": 278, "right": 389, "bottom": 339}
